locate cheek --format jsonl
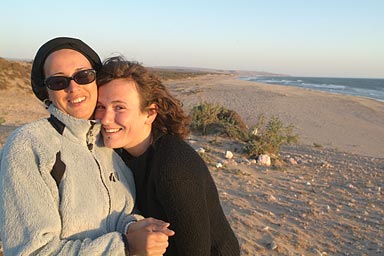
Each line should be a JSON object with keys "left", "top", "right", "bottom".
{"left": 47, "top": 90, "right": 61, "bottom": 103}
{"left": 115, "top": 114, "right": 130, "bottom": 126}
{"left": 88, "top": 84, "right": 98, "bottom": 103}
{"left": 116, "top": 112, "right": 143, "bottom": 130}
{"left": 90, "top": 83, "right": 98, "bottom": 96}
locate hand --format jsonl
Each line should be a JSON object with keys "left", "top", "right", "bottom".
{"left": 127, "top": 218, "right": 166, "bottom": 232}
{"left": 126, "top": 217, "right": 175, "bottom": 256}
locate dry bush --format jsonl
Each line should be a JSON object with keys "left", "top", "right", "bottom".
{"left": 189, "top": 102, "right": 249, "bottom": 140}
{"left": 0, "top": 58, "right": 32, "bottom": 91}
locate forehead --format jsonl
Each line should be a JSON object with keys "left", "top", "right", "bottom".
{"left": 100, "top": 79, "right": 140, "bottom": 99}
{"left": 44, "top": 49, "right": 91, "bottom": 73}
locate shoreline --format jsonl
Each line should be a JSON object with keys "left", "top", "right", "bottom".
{"left": 238, "top": 76, "right": 384, "bottom": 103}
{"left": 165, "top": 74, "right": 384, "bottom": 158}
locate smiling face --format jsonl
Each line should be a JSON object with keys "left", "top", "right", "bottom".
{"left": 44, "top": 49, "right": 98, "bottom": 119}
{"left": 94, "top": 79, "right": 157, "bottom": 156}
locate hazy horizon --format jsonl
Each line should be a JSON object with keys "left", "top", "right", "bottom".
{"left": 4, "top": 56, "right": 384, "bottom": 80}
{"left": 1, "top": 0, "right": 383, "bottom": 79}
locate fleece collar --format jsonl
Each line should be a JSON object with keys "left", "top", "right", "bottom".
{"left": 48, "top": 105, "right": 101, "bottom": 145}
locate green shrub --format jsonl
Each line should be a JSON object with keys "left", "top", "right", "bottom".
{"left": 243, "top": 114, "right": 298, "bottom": 157}
{"left": 189, "top": 102, "right": 248, "bottom": 140}
{"left": 0, "top": 117, "right": 5, "bottom": 125}
{"left": 190, "top": 103, "right": 298, "bottom": 157}
{"left": 190, "top": 103, "right": 222, "bottom": 135}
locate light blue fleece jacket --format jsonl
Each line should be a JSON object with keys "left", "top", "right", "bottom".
{"left": 0, "top": 105, "right": 140, "bottom": 255}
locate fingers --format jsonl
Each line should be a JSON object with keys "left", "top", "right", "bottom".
{"left": 128, "top": 217, "right": 168, "bottom": 233}
{"left": 148, "top": 231, "right": 169, "bottom": 243}
{"left": 127, "top": 229, "right": 170, "bottom": 256}
{"left": 145, "top": 217, "right": 170, "bottom": 227}
{"left": 161, "top": 228, "right": 175, "bottom": 237}
{"left": 151, "top": 225, "right": 175, "bottom": 236}
{"left": 146, "top": 218, "right": 175, "bottom": 237}
{"left": 148, "top": 222, "right": 170, "bottom": 232}
{"left": 138, "top": 217, "right": 175, "bottom": 236}
{"left": 145, "top": 223, "right": 175, "bottom": 237}
{"left": 147, "top": 233, "right": 169, "bottom": 255}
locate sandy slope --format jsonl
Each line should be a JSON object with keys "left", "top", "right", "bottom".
{"left": 0, "top": 75, "right": 383, "bottom": 255}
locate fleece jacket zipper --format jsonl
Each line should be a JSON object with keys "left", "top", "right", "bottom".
{"left": 87, "top": 122, "right": 112, "bottom": 221}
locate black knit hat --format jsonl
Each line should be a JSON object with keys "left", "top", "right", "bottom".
{"left": 31, "top": 37, "right": 102, "bottom": 102}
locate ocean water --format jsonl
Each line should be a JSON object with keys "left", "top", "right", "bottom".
{"left": 240, "top": 76, "right": 384, "bottom": 102}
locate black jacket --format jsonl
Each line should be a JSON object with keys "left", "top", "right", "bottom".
{"left": 118, "top": 133, "right": 240, "bottom": 256}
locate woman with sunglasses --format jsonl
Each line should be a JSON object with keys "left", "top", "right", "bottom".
{"left": 94, "top": 56, "right": 240, "bottom": 256}
{"left": 0, "top": 37, "right": 173, "bottom": 255}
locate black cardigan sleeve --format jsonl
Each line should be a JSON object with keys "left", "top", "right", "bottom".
{"left": 153, "top": 135, "right": 240, "bottom": 256}
{"left": 155, "top": 136, "right": 213, "bottom": 255}
{"left": 157, "top": 175, "right": 211, "bottom": 255}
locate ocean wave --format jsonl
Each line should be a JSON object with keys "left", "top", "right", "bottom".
{"left": 240, "top": 76, "right": 384, "bottom": 102}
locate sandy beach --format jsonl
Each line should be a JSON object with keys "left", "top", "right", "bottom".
{"left": 0, "top": 73, "right": 383, "bottom": 255}
{"left": 166, "top": 74, "right": 384, "bottom": 158}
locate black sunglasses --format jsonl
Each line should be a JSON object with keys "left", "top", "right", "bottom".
{"left": 44, "top": 69, "right": 96, "bottom": 91}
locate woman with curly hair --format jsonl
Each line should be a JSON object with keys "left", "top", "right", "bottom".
{"left": 95, "top": 56, "right": 240, "bottom": 256}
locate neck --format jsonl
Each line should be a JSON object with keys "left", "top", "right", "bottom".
{"left": 124, "top": 132, "right": 153, "bottom": 157}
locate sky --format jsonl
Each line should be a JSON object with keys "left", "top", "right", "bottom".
{"left": 1, "top": 0, "right": 383, "bottom": 78}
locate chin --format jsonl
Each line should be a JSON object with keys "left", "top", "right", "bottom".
{"left": 104, "top": 141, "right": 115, "bottom": 148}
{"left": 104, "top": 139, "right": 122, "bottom": 149}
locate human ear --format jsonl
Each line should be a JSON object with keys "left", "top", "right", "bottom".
{"left": 145, "top": 103, "right": 158, "bottom": 125}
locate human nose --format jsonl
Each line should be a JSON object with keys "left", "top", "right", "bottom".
{"left": 100, "top": 108, "right": 114, "bottom": 125}
{"left": 65, "top": 79, "right": 80, "bottom": 92}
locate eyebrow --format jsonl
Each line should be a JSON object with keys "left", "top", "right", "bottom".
{"left": 110, "top": 100, "right": 128, "bottom": 104}
{"left": 48, "top": 67, "right": 91, "bottom": 76}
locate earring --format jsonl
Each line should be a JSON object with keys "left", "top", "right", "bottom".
{"left": 43, "top": 98, "right": 52, "bottom": 108}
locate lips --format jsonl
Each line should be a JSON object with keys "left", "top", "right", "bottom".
{"left": 69, "top": 96, "right": 86, "bottom": 104}
{"left": 104, "top": 128, "right": 122, "bottom": 133}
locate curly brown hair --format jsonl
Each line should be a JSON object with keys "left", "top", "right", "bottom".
{"left": 97, "top": 56, "right": 190, "bottom": 139}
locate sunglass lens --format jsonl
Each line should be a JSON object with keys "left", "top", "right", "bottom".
{"left": 46, "top": 77, "right": 69, "bottom": 90}
{"left": 74, "top": 70, "right": 96, "bottom": 84}
{"left": 45, "top": 69, "right": 96, "bottom": 90}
